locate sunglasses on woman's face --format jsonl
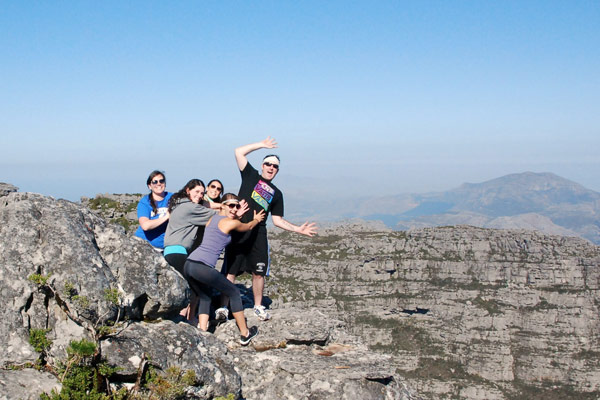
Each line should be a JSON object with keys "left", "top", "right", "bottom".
{"left": 226, "top": 203, "right": 241, "bottom": 210}
{"left": 151, "top": 179, "right": 166, "bottom": 185}
{"left": 263, "top": 162, "right": 279, "bottom": 170}
{"left": 209, "top": 184, "right": 223, "bottom": 192}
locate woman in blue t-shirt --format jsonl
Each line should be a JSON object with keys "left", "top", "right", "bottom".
{"left": 134, "top": 170, "right": 173, "bottom": 250}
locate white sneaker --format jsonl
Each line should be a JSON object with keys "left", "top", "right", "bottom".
{"left": 215, "top": 307, "right": 229, "bottom": 321}
{"left": 253, "top": 305, "right": 271, "bottom": 321}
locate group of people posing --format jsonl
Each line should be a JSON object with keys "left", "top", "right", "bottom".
{"left": 133, "top": 137, "right": 318, "bottom": 346}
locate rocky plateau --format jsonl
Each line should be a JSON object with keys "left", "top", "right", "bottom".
{"left": 3, "top": 182, "right": 600, "bottom": 399}
{"left": 0, "top": 183, "right": 411, "bottom": 400}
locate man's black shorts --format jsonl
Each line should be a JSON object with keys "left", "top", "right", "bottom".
{"left": 225, "top": 226, "right": 270, "bottom": 277}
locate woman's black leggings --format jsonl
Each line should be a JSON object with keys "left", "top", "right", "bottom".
{"left": 164, "top": 253, "right": 187, "bottom": 276}
{"left": 183, "top": 259, "right": 243, "bottom": 315}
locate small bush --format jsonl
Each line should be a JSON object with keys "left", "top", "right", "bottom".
{"left": 67, "top": 339, "right": 97, "bottom": 358}
{"left": 103, "top": 288, "right": 121, "bottom": 306}
{"left": 29, "top": 328, "right": 52, "bottom": 353}
{"left": 28, "top": 273, "right": 51, "bottom": 286}
{"left": 145, "top": 366, "right": 198, "bottom": 399}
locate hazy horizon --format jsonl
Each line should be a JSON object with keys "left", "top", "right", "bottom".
{"left": 3, "top": 2, "right": 599, "bottom": 202}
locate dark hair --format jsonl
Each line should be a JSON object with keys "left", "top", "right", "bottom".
{"left": 146, "top": 170, "right": 166, "bottom": 214}
{"left": 206, "top": 179, "right": 224, "bottom": 203}
{"left": 168, "top": 179, "right": 205, "bottom": 213}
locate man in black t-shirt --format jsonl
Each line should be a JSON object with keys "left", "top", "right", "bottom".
{"left": 223, "top": 137, "right": 318, "bottom": 321}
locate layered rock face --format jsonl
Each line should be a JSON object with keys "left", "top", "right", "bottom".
{"left": 267, "top": 225, "right": 600, "bottom": 400}
{"left": 0, "top": 184, "right": 409, "bottom": 400}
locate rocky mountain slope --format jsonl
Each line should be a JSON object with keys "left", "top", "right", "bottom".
{"left": 266, "top": 223, "right": 600, "bottom": 400}
{"left": 0, "top": 183, "right": 411, "bottom": 400}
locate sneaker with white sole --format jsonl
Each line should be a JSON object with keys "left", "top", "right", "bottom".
{"left": 253, "top": 305, "right": 271, "bottom": 321}
{"left": 240, "top": 325, "right": 259, "bottom": 346}
{"left": 215, "top": 307, "right": 229, "bottom": 321}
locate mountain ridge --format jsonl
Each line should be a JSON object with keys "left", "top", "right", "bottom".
{"left": 285, "top": 171, "right": 600, "bottom": 244}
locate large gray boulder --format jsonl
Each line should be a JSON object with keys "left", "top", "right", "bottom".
{"left": 102, "top": 320, "right": 242, "bottom": 398}
{"left": 0, "top": 191, "right": 188, "bottom": 367}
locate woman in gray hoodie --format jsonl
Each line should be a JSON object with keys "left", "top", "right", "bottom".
{"left": 164, "top": 179, "right": 218, "bottom": 275}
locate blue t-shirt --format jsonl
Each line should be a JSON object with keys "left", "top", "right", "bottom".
{"left": 134, "top": 192, "right": 173, "bottom": 249}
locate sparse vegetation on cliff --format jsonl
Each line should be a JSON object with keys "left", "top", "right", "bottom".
{"left": 267, "top": 224, "right": 600, "bottom": 400}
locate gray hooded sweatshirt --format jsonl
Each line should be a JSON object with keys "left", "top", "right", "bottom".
{"left": 164, "top": 198, "right": 217, "bottom": 251}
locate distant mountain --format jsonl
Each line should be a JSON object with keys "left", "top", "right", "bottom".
{"left": 435, "top": 172, "right": 599, "bottom": 217}
{"left": 374, "top": 172, "right": 600, "bottom": 244}
{"left": 286, "top": 172, "right": 600, "bottom": 244}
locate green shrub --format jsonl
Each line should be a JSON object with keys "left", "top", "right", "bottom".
{"left": 103, "top": 288, "right": 121, "bottom": 306}
{"left": 29, "top": 328, "right": 52, "bottom": 353}
{"left": 89, "top": 197, "right": 119, "bottom": 210}
{"left": 28, "top": 273, "right": 51, "bottom": 286}
{"left": 67, "top": 339, "right": 97, "bottom": 358}
{"left": 145, "top": 366, "right": 198, "bottom": 399}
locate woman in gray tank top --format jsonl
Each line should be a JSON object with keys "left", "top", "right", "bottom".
{"left": 184, "top": 194, "right": 265, "bottom": 345}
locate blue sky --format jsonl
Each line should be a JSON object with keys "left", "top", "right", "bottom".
{"left": 2, "top": 1, "right": 599, "bottom": 204}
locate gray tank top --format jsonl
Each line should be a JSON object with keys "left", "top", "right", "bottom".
{"left": 187, "top": 215, "right": 231, "bottom": 267}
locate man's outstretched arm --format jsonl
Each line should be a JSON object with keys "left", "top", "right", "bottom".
{"left": 271, "top": 215, "right": 318, "bottom": 237}
{"left": 234, "top": 136, "right": 278, "bottom": 171}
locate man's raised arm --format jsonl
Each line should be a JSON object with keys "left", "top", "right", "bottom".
{"left": 234, "top": 136, "right": 278, "bottom": 171}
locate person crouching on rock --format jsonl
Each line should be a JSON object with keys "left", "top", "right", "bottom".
{"left": 183, "top": 194, "right": 264, "bottom": 345}
{"left": 164, "top": 179, "right": 219, "bottom": 323}
{"left": 164, "top": 179, "right": 219, "bottom": 276}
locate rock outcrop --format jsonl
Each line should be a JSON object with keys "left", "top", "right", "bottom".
{"left": 0, "top": 182, "right": 18, "bottom": 197}
{"left": 80, "top": 193, "right": 143, "bottom": 233}
{"left": 0, "top": 368, "right": 61, "bottom": 400}
{"left": 0, "top": 186, "right": 409, "bottom": 399}
{"left": 267, "top": 223, "right": 600, "bottom": 400}
{"left": 213, "top": 307, "right": 413, "bottom": 399}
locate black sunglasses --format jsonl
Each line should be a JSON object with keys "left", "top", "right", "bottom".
{"left": 209, "top": 184, "right": 223, "bottom": 191}
{"left": 263, "top": 162, "right": 279, "bottom": 170}
{"left": 226, "top": 203, "right": 241, "bottom": 210}
{"left": 151, "top": 179, "right": 166, "bottom": 185}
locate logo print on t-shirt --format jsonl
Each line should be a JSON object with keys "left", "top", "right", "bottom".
{"left": 251, "top": 180, "right": 274, "bottom": 211}
{"left": 151, "top": 206, "right": 169, "bottom": 218}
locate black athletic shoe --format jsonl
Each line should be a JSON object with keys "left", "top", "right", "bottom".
{"left": 240, "top": 326, "right": 259, "bottom": 346}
